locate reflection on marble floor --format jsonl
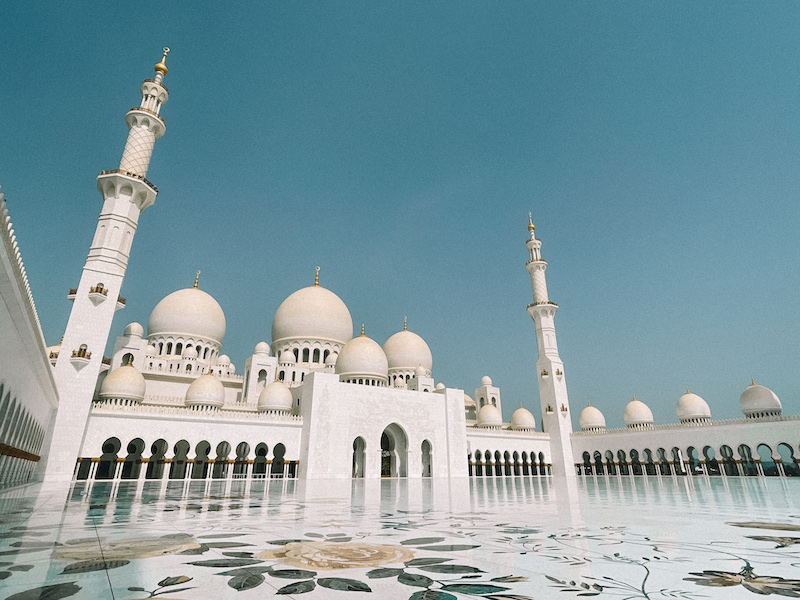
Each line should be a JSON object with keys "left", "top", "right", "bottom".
{"left": 1, "top": 476, "right": 800, "bottom": 599}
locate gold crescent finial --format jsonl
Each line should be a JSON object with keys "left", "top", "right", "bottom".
{"left": 194, "top": 270, "right": 201, "bottom": 289}
{"left": 361, "top": 323, "right": 365, "bottom": 336}
{"left": 751, "top": 378, "right": 756, "bottom": 385}
{"left": 686, "top": 387, "right": 690, "bottom": 394}
{"left": 404, "top": 316, "right": 407, "bottom": 331}
{"left": 154, "top": 47, "right": 170, "bottom": 76}
{"left": 633, "top": 394, "right": 637, "bottom": 401}
{"left": 314, "top": 266, "right": 320, "bottom": 286}
{"left": 125, "top": 355, "right": 134, "bottom": 366}
{"left": 528, "top": 211, "right": 535, "bottom": 232}
{"left": 587, "top": 399, "right": 592, "bottom": 407}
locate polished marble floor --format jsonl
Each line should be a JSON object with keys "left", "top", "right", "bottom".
{"left": 1, "top": 475, "right": 799, "bottom": 599}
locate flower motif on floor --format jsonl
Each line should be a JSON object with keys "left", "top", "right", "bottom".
{"left": 685, "top": 566, "right": 800, "bottom": 596}
{"left": 256, "top": 541, "right": 415, "bottom": 570}
{"left": 52, "top": 533, "right": 199, "bottom": 561}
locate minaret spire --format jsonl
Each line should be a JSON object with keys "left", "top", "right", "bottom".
{"left": 194, "top": 270, "right": 201, "bottom": 288}
{"left": 315, "top": 266, "right": 320, "bottom": 286}
{"left": 525, "top": 213, "right": 575, "bottom": 478}
{"left": 44, "top": 52, "right": 172, "bottom": 482}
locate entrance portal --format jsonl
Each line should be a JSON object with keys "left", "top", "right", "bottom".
{"left": 380, "top": 423, "right": 408, "bottom": 477}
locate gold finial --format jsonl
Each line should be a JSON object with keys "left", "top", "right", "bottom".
{"left": 154, "top": 47, "right": 170, "bottom": 75}
{"left": 361, "top": 323, "right": 365, "bottom": 336}
{"left": 314, "top": 266, "right": 320, "bottom": 286}
{"left": 686, "top": 387, "right": 690, "bottom": 394}
{"left": 751, "top": 378, "right": 756, "bottom": 386}
{"left": 194, "top": 270, "right": 200, "bottom": 289}
{"left": 125, "top": 355, "right": 134, "bottom": 366}
{"left": 403, "top": 316, "right": 407, "bottom": 331}
{"left": 587, "top": 400, "right": 592, "bottom": 407}
{"left": 528, "top": 212, "right": 535, "bottom": 232}
{"left": 633, "top": 394, "right": 637, "bottom": 402}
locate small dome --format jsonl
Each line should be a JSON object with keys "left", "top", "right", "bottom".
{"left": 510, "top": 407, "right": 536, "bottom": 430}
{"left": 463, "top": 393, "right": 475, "bottom": 406}
{"left": 99, "top": 365, "right": 146, "bottom": 402}
{"left": 383, "top": 329, "right": 433, "bottom": 373}
{"left": 124, "top": 322, "right": 144, "bottom": 338}
{"left": 624, "top": 396, "right": 654, "bottom": 428}
{"left": 182, "top": 345, "right": 198, "bottom": 359}
{"left": 480, "top": 375, "right": 492, "bottom": 386}
{"left": 335, "top": 334, "right": 389, "bottom": 381}
{"left": 272, "top": 285, "right": 353, "bottom": 347}
{"left": 258, "top": 380, "right": 293, "bottom": 412}
{"left": 280, "top": 350, "right": 296, "bottom": 364}
{"left": 740, "top": 380, "right": 782, "bottom": 418}
{"left": 185, "top": 373, "right": 225, "bottom": 408}
{"left": 477, "top": 403, "right": 503, "bottom": 428}
{"left": 414, "top": 365, "right": 427, "bottom": 378}
{"left": 145, "top": 344, "right": 158, "bottom": 356}
{"left": 579, "top": 404, "right": 606, "bottom": 431}
{"left": 254, "top": 341, "right": 270, "bottom": 355}
{"left": 435, "top": 382, "right": 446, "bottom": 391}
{"left": 677, "top": 390, "right": 711, "bottom": 423}
{"left": 325, "top": 351, "right": 338, "bottom": 366}
{"left": 217, "top": 354, "right": 231, "bottom": 366}
{"left": 148, "top": 287, "right": 226, "bottom": 344}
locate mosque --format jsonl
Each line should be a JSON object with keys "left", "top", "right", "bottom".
{"left": 1, "top": 51, "right": 798, "bottom": 489}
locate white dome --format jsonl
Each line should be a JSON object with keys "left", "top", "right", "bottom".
{"left": 254, "top": 341, "right": 270, "bottom": 355}
{"left": 510, "top": 407, "right": 536, "bottom": 430}
{"left": 182, "top": 345, "right": 198, "bottom": 359}
{"left": 148, "top": 287, "right": 226, "bottom": 344}
{"left": 146, "top": 344, "right": 158, "bottom": 356}
{"left": 185, "top": 373, "right": 225, "bottom": 408}
{"left": 383, "top": 329, "right": 433, "bottom": 373}
{"left": 99, "top": 365, "right": 146, "bottom": 402}
{"left": 677, "top": 390, "right": 711, "bottom": 423}
{"left": 280, "top": 350, "right": 296, "bottom": 364}
{"left": 325, "top": 351, "right": 338, "bottom": 366}
{"left": 217, "top": 354, "right": 231, "bottom": 366}
{"left": 624, "top": 397, "right": 654, "bottom": 428}
{"left": 740, "top": 381, "right": 782, "bottom": 417}
{"left": 335, "top": 334, "right": 389, "bottom": 380}
{"left": 463, "top": 393, "right": 475, "bottom": 406}
{"left": 477, "top": 403, "right": 503, "bottom": 428}
{"left": 124, "top": 322, "right": 144, "bottom": 338}
{"left": 272, "top": 285, "right": 353, "bottom": 346}
{"left": 579, "top": 404, "right": 606, "bottom": 431}
{"left": 480, "top": 375, "right": 493, "bottom": 386}
{"left": 435, "top": 382, "right": 446, "bottom": 391}
{"left": 258, "top": 380, "right": 293, "bottom": 412}
{"left": 414, "top": 365, "right": 427, "bottom": 378}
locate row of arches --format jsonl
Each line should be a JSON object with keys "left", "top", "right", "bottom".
{"left": 579, "top": 442, "right": 800, "bottom": 477}
{"left": 75, "top": 437, "right": 297, "bottom": 481}
{"left": 155, "top": 340, "right": 217, "bottom": 361}
{"left": 468, "top": 450, "right": 550, "bottom": 477}
{"left": 350, "top": 425, "right": 429, "bottom": 478}
{"left": 0, "top": 383, "right": 46, "bottom": 487}
{"left": 279, "top": 347, "right": 333, "bottom": 365}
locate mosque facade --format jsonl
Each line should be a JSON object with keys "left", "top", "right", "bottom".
{"left": 1, "top": 53, "right": 797, "bottom": 489}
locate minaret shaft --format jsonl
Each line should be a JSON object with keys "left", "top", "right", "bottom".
{"left": 525, "top": 220, "right": 576, "bottom": 477}
{"left": 41, "top": 53, "right": 169, "bottom": 482}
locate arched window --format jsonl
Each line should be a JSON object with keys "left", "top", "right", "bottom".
{"left": 158, "top": 342, "right": 163, "bottom": 354}
{"left": 122, "top": 352, "right": 134, "bottom": 366}
{"left": 302, "top": 348, "right": 310, "bottom": 362}
{"left": 291, "top": 371, "right": 296, "bottom": 382}
{"left": 491, "top": 397, "right": 497, "bottom": 406}
{"left": 166, "top": 342, "right": 173, "bottom": 355}
{"left": 186, "top": 364, "right": 192, "bottom": 372}
{"left": 358, "top": 379, "right": 363, "bottom": 385}
{"left": 196, "top": 345, "right": 201, "bottom": 356}
{"left": 323, "top": 350, "right": 330, "bottom": 362}
{"left": 479, "top": 397, "right": 485, "bottom": 408}
{"left": 293, "top": 348, "right": 299, "bottom": 362}
{"left": 278, "top": 371, "right": 285, "bottom": 381}
{"left": 175, "top": 343, "right": 183, "bottom": 356}
{"left": 203, "top": 348, "right": 209, "bottom": 359}
{"left": 313, "top": 349, "right": 320, "bottom": 363}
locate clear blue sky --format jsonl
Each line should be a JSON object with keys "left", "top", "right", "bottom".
{"left": 2, "top": 2, "right": 799, "bottom": 428}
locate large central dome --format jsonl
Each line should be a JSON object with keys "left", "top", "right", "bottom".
{"left": 148, "top": 287, "right": 226, "bottom": 344}
{"left": 271, "top": 285, "right": 353, "bottom": 346}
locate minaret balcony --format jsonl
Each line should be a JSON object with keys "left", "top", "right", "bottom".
{"left": 67, "top": 288, "right": 77, "bottom": 301}
{"left": 98, "top": 169, "right": 158, "bottom": 194}
{"left": 528, "top": 301, "right": 558, "bottom": 308}
{"left": 88, "top": 285, "right": 109, "bottom": 305}
{"left": 128, "top": 106, "right": 164, "bottom": 124}
{"left": 97, "top": 170, "right": 158, "bottom": 212}
{"left": 70, "top": 347, "right": 92, "bottom": 370}
{"left": 115, "top": 296, "right": 126, "bottom": 311}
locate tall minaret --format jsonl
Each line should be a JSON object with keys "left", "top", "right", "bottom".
{"left": 525, "top": 213, "right": 576, "bottom": 477}
{"left": 42, "top": 50, "right": 171, "bottom": 482}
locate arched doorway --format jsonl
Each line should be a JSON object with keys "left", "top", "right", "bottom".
{"left": 380, "top": 424, "right": 408, "bottom": 478}
{"left": 421, "top": 440, "right": 432, "bottom": 477}
{"left": 353, "top": 437, "right": 366, "bottom": 478}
